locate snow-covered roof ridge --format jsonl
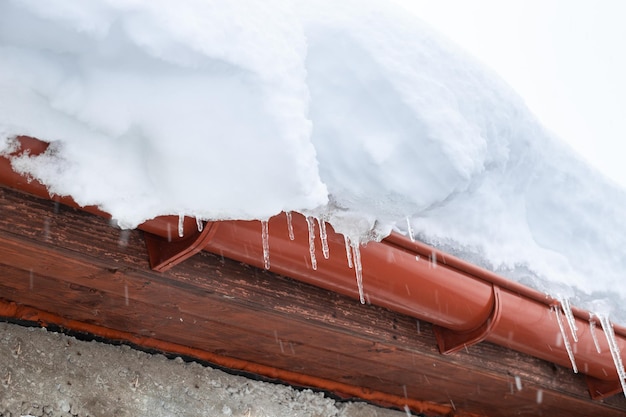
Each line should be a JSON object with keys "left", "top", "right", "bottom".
{"left": 1, "top": 0, "right": 625, "bottom": 323}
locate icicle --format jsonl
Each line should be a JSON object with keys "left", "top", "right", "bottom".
{"left": 317, "top": 218, "right": 330, "bottom": 259}
{"left": 406, "top": 217, "right": 415, "bottom": 242}
{"left": 305, "top": 216, "right": 317, "bottom": 270}
{"left": 286, "top": 211, "right": 295, "bottom": 241}
{"left": 514, "top": 375, "right": 522, "bottom": 391}
{"left": 553, "top": 305, "right": 578, "bottom": 373}
{"left": 351, "top": 241, "right": 365, "bottom": 304}
{"left": 589, "top": 315, "right": 602, "bottom": 354}
{"left": 261, "top": 220, "right": 270, "bottom": 270}
{"left": 196, "top": 217, "right": 203, "bottom": 232}
{"left": 559, "top": 297, "right": 578, "bottom": 343}
{"left": 598, "top": 314, "right": 626, "bottom": 397}
{"left": 177, "top": 214, "right": 184, "bottom": 238}
{"left": 124, "top": 284, "right": 129, "bottom": 306}
{"left": 430, "top": 251, "right": 437, "bottom": 269}
{"left": 344, "top": 235, "right": 353, "bottom": 269}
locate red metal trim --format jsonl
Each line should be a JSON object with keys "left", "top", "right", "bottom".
{"left": 144, "top": 221, "right": 217, "bottom": 272}
{"left": 587, "top": 375, "right": 624, "bottom": 400}
{"left": 434, "top": 286, "right": 502, "bottom": 354}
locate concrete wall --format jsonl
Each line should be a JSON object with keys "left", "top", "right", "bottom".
{"left": 0, "top": 322, "right": 408, "bottom": 417}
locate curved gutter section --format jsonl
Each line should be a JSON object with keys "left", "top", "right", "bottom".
{"left": 2, "top": 136, "right": 626, "bottom": 399}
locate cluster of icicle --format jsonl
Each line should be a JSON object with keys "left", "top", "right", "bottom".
{"left": 554, "top": 296, "right": 626, "bottom": 397}
{"left": 174, "top": 212, "right": 364, "bottom": 301}
{"left": 176, "top": 214, "right": 204, "bottom": 238}
{"left": 245, "top": 211, "right": 366, "bottom": 304}
{"left": 174, "top": 212, "right": 366, "bottom": 305}
{"left": 267, "top": 212, "right": 366, "bottom": 304}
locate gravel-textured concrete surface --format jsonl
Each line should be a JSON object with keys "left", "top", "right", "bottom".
{"left": 0, "top": 322, "right": 407, "bottom": 417}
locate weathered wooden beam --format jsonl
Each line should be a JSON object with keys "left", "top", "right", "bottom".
{"left": 1, "top": 185, "right": 625, "bottom": 417}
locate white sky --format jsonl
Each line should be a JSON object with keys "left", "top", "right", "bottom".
{"left": 394, "top": 0, "right": 626, "bottom": 188}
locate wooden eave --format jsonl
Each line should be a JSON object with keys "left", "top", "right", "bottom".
{"left": 1, "top": 185, "right": 626, "bottom": 416}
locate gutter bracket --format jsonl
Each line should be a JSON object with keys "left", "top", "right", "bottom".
{"left": 433, "top": 285, "right": 502, "bottom": 355}
{"left": 144, "top": 220, "right": 218, "bottom": 272}
{"left": 586, "top": 375, "right": 623, "bottom": 400}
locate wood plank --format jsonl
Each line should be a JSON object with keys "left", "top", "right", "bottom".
{"left": 1, "top": 185, "right": 626, "bottom": 417}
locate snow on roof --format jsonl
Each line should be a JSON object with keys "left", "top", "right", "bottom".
{"left": 1, "top": 0, "right": 626, "bottom": 323}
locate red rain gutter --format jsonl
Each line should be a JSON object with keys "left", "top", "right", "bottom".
{"left": 2, "top": 136, "right": 626, "bottom": 400}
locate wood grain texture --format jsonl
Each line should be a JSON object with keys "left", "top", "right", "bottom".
{"left": 1, "top": 186, "right": 625, "bottom": 417}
